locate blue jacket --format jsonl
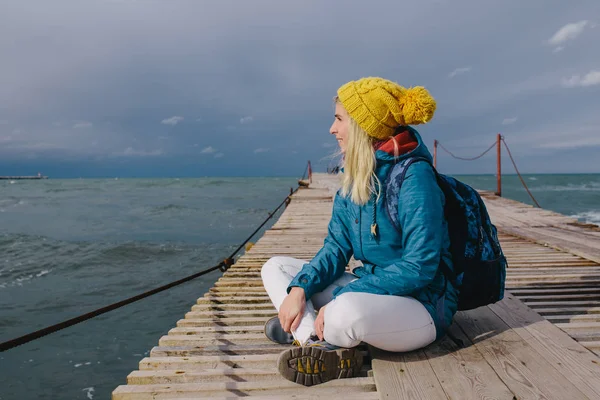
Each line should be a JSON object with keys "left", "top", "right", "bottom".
{"left": 288, "top": 127, "right": 459, "bottom": 340}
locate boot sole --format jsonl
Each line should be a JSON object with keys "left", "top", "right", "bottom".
{"left": 277, "top": 346, "right": 363, "bottom": 386}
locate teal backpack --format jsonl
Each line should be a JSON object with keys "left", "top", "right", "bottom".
{"left": 385, "top": 156, "right": 507, "bottom": 310}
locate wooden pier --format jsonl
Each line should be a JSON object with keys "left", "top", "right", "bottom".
{"left": 113, "top": 173, "right": 600, "bottom": 399}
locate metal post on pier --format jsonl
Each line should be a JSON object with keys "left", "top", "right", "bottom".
{"left": 496, "top": 133, "right": 502, "bottom": 197}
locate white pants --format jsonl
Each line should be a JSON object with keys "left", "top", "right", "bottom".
{"left": 261, "top": 256, "right": 437, "bottom": 352}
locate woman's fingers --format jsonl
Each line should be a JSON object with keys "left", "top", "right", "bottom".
{"left": 291, "top": 312, "right": 303, "bottom": 332}
{"left": 279, "top": 308, "right": 290, "bottom": 333}
{"left": 281, "top": 314, "right": 291, "bottom": 333}
{"left": 314, "top": 307, "right": 325, "bottom": 340}
{"left": 279, "top": 291, "right": 306, "bottom": 334}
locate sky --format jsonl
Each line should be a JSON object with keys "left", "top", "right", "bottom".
{"left": 1, "top": 0, "right": 599, "bottom": 178}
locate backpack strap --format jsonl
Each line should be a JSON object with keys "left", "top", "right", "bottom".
{"left": 385, "top": 156, "right": 458, "bottom": 285}
{"left": 385, "top": 156, "right": 433, "bottom": 233}
{"left": 389, "top": 156, "right": 431, "bottom": 191}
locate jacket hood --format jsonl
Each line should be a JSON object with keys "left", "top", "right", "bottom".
{"left": 374, "top": 126, "right": 433, "bottom": 165}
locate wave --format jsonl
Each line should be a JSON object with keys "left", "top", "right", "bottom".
{"left": 134, "top": 180, "right": 183, "bottom": 188}
{"left": 145, "top": 204, "right": 196, "bottom": 215}
{"left": 570, "top": 211, "right": 600, "bottom": 225}
{"left": 0, "top": 233, "right": 203, "bottom": 289}
{"left": 99, "top": 241, "right": 190, "bottom": 260}
{"left": 532, "top": 182, "right": 600, "bottom": 192}
{"left": 0, "top": 268, "right": 53, "bottom": 289}
{"left": 45, "top": 187, "right": 103, "bottom": 193}
{"left": 0, "top": 197, "right": 23, "bottom": 207}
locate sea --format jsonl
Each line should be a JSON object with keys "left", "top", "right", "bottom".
{"left": 1, "top": 174, "right": 599, "bottom": 400}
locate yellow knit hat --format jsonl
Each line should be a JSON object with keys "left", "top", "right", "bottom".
{"left": 337, "top": 77, "right": 436, "bottom": 140}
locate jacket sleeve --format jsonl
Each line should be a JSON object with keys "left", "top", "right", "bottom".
{"left": 287, "top": 192, "right": 354, "bottom": 300}
{"left": 333, "top": 162, "right": 445, "bottom": 298}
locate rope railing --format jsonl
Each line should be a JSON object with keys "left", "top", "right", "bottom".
{"left": 435, "top": 136, "right": 541, "bottom": 208}
{"left": 501, "top": 137, "right": 541, "bottom": 208}
{"left": 0, "top": 161, "right": 311, "bottom": 352}
{"left": 437, "top": 141, "right": 497, "bottom": 161}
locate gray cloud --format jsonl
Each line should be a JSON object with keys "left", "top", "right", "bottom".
{"left": 562, "top": 70, "right": 600, "bottom": 87}
{"left": 201, "top": 146, "right": 217, "bottom": 154}
{"left": 116, "top": 147, "right": 164, "bottom": 157}
{"left": 448, "top": 67, "right": 472, "bottom": 78}
{"left": 161, "top": 116, "right": 184, "bottom": 126}
{"left": 1, "top": 0, "right": 600, "bottom": 175}
{"left": 548, "top": 21, "right": 589, "bottom": 46}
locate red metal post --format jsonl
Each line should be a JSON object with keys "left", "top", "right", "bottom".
{"left": 433, "top": 140, "right": 438, "bottom": 169}
{"left": 496, "top": 133, "right": 502, "bottom": 197}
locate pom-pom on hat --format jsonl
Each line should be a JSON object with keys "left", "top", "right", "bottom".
{"left": 336, "top": 77, "right": 436, "bottom": 140}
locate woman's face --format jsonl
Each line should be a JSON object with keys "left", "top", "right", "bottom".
{"left": 329, "top": 103, "right": 349, "bottom": 153}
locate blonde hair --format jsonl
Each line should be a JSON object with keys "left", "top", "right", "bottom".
{"left": 339, "top": 118, "right": 378, "bottom": 205}
{"left": 334, "top": 98, "right": 406, "bottom": 205}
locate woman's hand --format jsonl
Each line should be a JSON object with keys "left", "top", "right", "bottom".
{"left": 279, "top": 287, "right": 306, "bottom": 333}
{"left": 315, "top": 305, "right": 326, "bottom": 340}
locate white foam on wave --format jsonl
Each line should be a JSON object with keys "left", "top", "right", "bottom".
{"left": 570, "top": 211, "right": 600, "bottom": 225}
{"left": 0, "top": 269, "right": 52, "bottom": 289}
{"left": 534, "top": 182, "right": 600, "bottom": 192}
{"left": 75, "top": 361, "right": 92, "bottom": 368}
{"left": 82, "top": 387, "right": 95, "bottom": 399}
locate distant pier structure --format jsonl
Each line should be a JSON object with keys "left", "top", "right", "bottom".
{"left": 0, "top": 172, "right": 48, "bottom": 180}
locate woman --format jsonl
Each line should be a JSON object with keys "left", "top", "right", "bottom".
{"left": 261, "top": 77, "right": 459, "bottom": 386}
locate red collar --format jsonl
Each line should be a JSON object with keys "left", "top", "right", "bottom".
{"left": 374, "top": 130, "right": 418, "bottom": 156}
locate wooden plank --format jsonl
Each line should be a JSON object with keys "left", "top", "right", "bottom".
{"left": 172, "top": 317, "right": 271, "bottom": 328}
{"left": 535, "top": 307, "right": 600, "bottom": 315}
{"left": 500, "top": 226, "right": 600, "bottom": 265}
{"left": 183, "top": 310, "right": 277, "bottom": 318}
{"left": 423, "top": 324, "right": 515, "bottom": 399}
{"left": 489, "top": 294, "right": 600, "bottom": 399}
{"left": 191, "top": 304, "right": 275, "bottom": 311}
{"left": 526, "top": 300, "right": 600, "bottom": 308}
{"left": 150, "top": 344, "right": 290, "bottom": 357}
{"left": 509, "top": 287, "right": 600, "bottom": 295}
{"left": 545, "top": 314, "right": 600, "bottom": 323}
{"left": 455, "top": 306, "right": 589, "bottom": 399}
{"left": 157, "top": 334, "right": 273, "bottom": 347}
{"left": 113, "top": 378, "right": 376, "bottom": 399}
{"left": 370, "top": 346, "right": 448, "bottom": 400}
{"left": 139, "top": 354, "right": 282, "bottom": 370}
{"left": 114, "top": 392, "right": 380, "bottom": 400}
{"left": 165, "top": 325, "right": 266, "bottom": 334}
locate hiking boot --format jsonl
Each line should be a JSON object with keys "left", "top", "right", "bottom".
{"left": 277, "top": 338, "right": 363, "bottom": 386}
{"left": 264, "top": 316, "right": 295, "bottom": 345}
